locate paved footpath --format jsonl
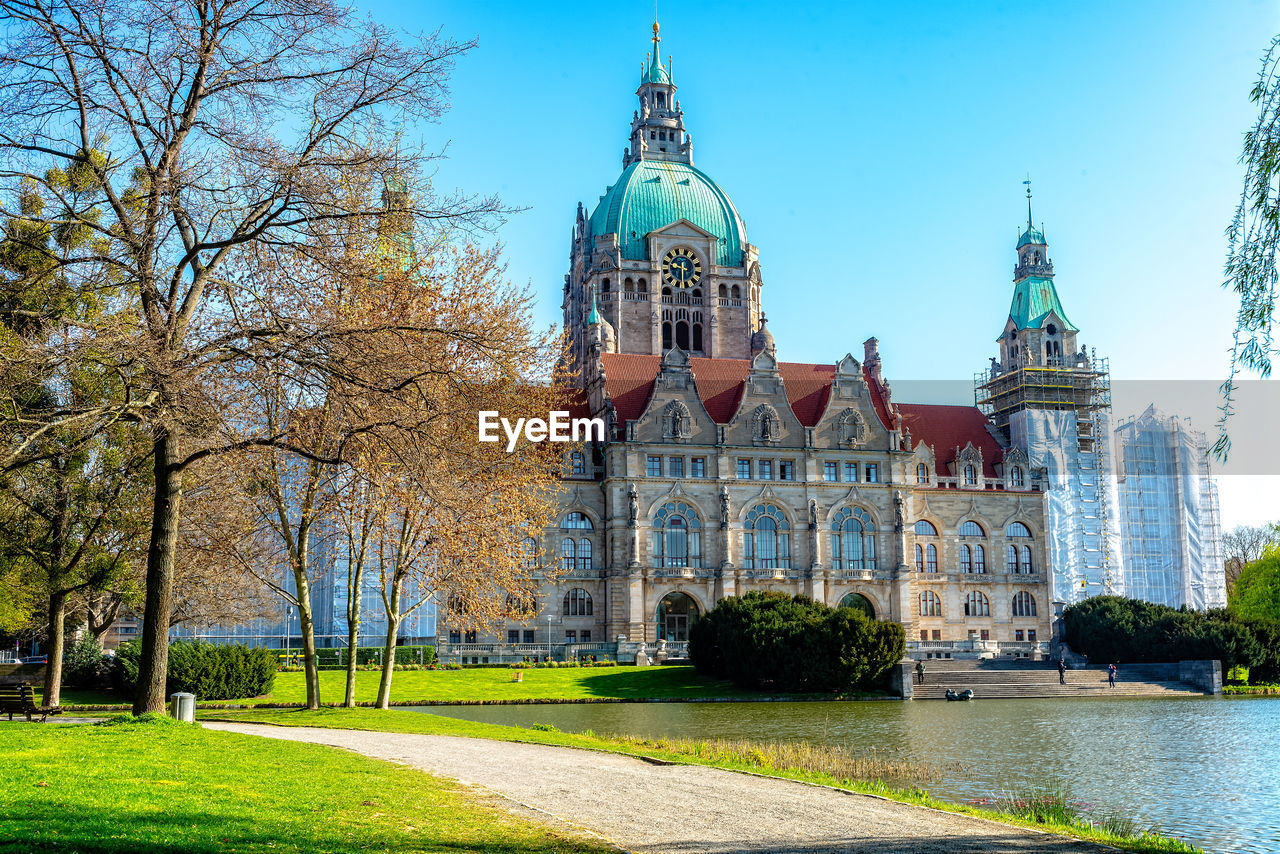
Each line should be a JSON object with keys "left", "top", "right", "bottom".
{"left": 204, "top": 722, "right": 1110, "bottom": 854}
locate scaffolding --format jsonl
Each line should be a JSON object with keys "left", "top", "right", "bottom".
{"left": 975, "top": 357, "right": 1111, "bottom": 451}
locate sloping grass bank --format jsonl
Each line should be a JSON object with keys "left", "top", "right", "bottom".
{"left": 202, "top": 707, "right": 1200, "bottom": 854}
{"left": 0, "top": 714, "right": 611, "bottom": 854}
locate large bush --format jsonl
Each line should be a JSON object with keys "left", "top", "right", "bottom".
{"left": 63, "top": 635, "right": 108, "bottom": 689}
{"left": 689, "top": 591, "right": 904, "bottom": 692}
{"left": 112, "top": 640, "right": 276, "bottom": 700}
{"left": 1063, "top": 595, "right": 1266, "bottom": 672}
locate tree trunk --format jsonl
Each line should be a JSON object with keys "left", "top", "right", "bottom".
{"left": 376, "top": 578, "right": 402, "bottom": 710}
{"left": 134, "top": 429, "right": 183, "bottom": 715}
{"left": 344, "top": 555, "right": 363, "bottom": 708}
{"left": 42, "top": 590, "right": 68, "bottom": 707}
{"left": 293, "top": 564, "right": 321, "bottom": 710}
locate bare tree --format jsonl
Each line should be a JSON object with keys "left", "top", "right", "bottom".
{"left": 0, "top": 0, "right": 498, "bottom": 711}
{"left": 1223, "top": 523, "right": 1280, "bottom": 588}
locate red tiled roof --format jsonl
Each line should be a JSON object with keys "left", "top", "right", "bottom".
{"left": 897, "top": 402, "right": 1004, "bottom": 478}
{"left": 560, "top": 386, "right": 592, "bottom": 421}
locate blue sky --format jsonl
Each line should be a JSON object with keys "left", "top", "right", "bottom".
{"left": 366, "top": 0, "right": 1277, "bottom": 527}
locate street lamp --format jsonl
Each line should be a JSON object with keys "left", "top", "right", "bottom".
{"left": 546, "top": 614, "right": 553, "bottom": 661}
{"left": 285, "top": 606, "right": 293, "bottom": 664}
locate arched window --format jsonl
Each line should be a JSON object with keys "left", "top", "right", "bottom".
{"left": 916, "top": 463, "right": 929, "bottom": 484}
{"left": 1021, "top": 545, "right": 1033, "bottom": 574}
{"left": 577, "top": 538, "right": 592, "bottom": 570}
{"left": 1012, "top": 591, "right": 1037, "bottom": 617}
{"left": 505, "top": 593, "right": 537, "bottom": 617}
{"left": 926, "top": 544, "right": 938, "bottom": 573}
{"left": 521, "top": 537, "right": 537, "bottom": 569}
{"left": 974, "top": 544, "right": 986, "bottom": 574}
{"left": 959, "top": 521, "right": 986, "bottom": 538}
{"left": 915, "top": 543, "right": 924, "bottom": 572}
{"left": 964, "top": 591, "right": 990, "bottom": 617}
{"left": 676, "top": 320, "right": 690, "bottom": 350}
{"left": 919, "top": 590, "right": 942, "bottom": 617}
{"left": 731, "top": 284, "right": 741, "bottom": 299}
{"left": 624, "top": 277, "right": 635, "bottom": 293}
{"left": 601, "top": 278, "right": 610, "bottom": 293}
{"left": 718, "top": 283, "right": 727, "bottom": 298}
{"left": 831, "top": 506, "right": 876, "bottom": 570}
{"left": 1006, "top": 522, "right": 1032, "bottom": 538}
{"left": 744, "top": 504, "right": 790, "bottom": 569}
{"left": 564, "top": 588, "right": 593, "bottom": 617}
{"left": 662, "top": 322, "right": 673, "bottom": 350}
{"left": 1007, "top": 544, "right": 1019, "bottom": 574}
{"left": 692, "top": 323, "right": 703, "bottom": 352}
{"left": 960, "top": 544, "right": 972, "bottom": 573}
{"left": 838, "top": 592, "right": 875, "bottom": 618}
{"left": 657, "top": 591, "right": 699, "bottom": 642}
{"left": 964, "top": 464, "right": 977, "bottom": 485}
{"left": 914, "top": 520, "right": 938, "bottom": 537}
{"left": 651, "top": 501, "right": 703, "bottom": 568}
{"left": 562, "top": 512, "right": 594, "bottom": 530}
{"left": 561, "top": 537, "right": 576, "bottom": 571}
{"left": 1011, "top": 466, "right": 1025, "bottom": 487}
{"left": 637, "top": 277, "right": 648, "bottom": 293}
{"left": 570, "top": 451, "right": 585, "bottom": 475}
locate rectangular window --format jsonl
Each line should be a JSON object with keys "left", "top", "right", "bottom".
{"left": 844, "top": 462, "right": 858, "bottom": 483}
{"left": 737, "top": 459, "right": 752, "bottom": 479}
{"left": 668, "top": 457, "right": 684, "bottom": 478}
{"left": 920, "top": 630, "right": 928, "bottom": 641}
{"left": 691, "top": 457, "right": 706, "bottom": 478}
{"left": 931, "top": 630, "right": 942, "bottom": 641}
{"left": 507, "top": 630, "right": 520, "bottom": 644}
{"left": 464, "top": 630, "right": 477, "bottom": 644}
{"left": 1015, "top": 629, "right": 1024, "bottom": 642}
{"left": 823, "top": 462, "right": 838, "bottom": 482}
{"left": 779, "top": 460, "right": 794, "bottom": 481}
{"left": 523, "top": 630, "right": 535, "bottom": 644}
{"left": 1028, "top": 630, "right": 1037, "bottom": 643}
{"left": 581, "top": 630, "right": 591, "bottom": 643}
{"left": 449, "top": 630, "right": 461, "bottom": 644}
{"left": 758, "top": 459, "right": 773, "bottom": 480}
{"left": 564, "top": 630, "right": 577, "bottom": 643}
{"left": 865, "top": 463, "right": 879, "bottom": 483}
{"left": 647, "top": 455, "right": 662, "bottom": 477}
{"left": 980, "top": 629, "right": 990, "bottom": 641}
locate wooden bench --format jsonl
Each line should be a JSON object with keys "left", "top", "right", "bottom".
{"left": 0, "top": 683, "right": 61, "bottom": 722}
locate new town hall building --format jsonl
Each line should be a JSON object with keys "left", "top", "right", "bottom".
{"left": 439, "top": 24, "right": 1062, "bottom": 661}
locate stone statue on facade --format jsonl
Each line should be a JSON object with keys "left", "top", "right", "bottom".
{"left": 719, "top": 485, "right": 730, "bottom": 529}
{"left": 893, "top": 491, "right": 905, "bottom": 533}
{"left": 808, "top": 499, "right": 818, "bottom": 530}
{"left": 628, "top": 483, "right": 638, "bottom": 526}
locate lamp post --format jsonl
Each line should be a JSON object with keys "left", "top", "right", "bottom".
{"left": 546, "top": 614, "right": 553, "bottom": 661}
{"left": 285, "top": 606, "right": 293, "bottom": 664}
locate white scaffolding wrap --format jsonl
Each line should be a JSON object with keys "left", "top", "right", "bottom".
{"left": 1114, "top": 408, "right": 1227, "bottom": 610}
{"left": 1011, "top": 409, "right": 1124, "bottom": 606}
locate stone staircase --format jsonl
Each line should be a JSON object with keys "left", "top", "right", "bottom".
{"left": 912, "top": 660, "right": 1205, "bottom": 700}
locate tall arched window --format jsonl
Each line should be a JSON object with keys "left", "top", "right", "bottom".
{"left": 926, "top": 544, "right": 938, "bottom": 573}
{"left": 960, "top": 545, "right": 972, "bottom": 573}
{"left": 637, "top": 277, "right": 648, "bottom": 293}
{"left": 1021, "top": 545, "right": 1033, "bottom": 574}
{"left": 564, "top": 588, "right": 593, "bottom": 617}
{"left": 1006, "top": 522, "right": 1032, "bottom": 538}
{"left": 915, "top": 543, "right": 924, "bottom": 572}
{"left": 916, "top": 463, "right": 929, "bottom": 484}
{"left": 919, "top": 590, "right": 942, "bottom": 617}
{"left": 975, "top": 545, "right": 986, "bottom": 574}
{"left": 1007, "top": 545, "right": 1019, "bottom": 574}
{"left": 964, "top": 464, "right": 977, "bottom": 485}
{"left": 601, "top": 278, "right": 610, "bottom": 293}
{"left": 562, "top": 512, "right": 594, "bottom": 530}
{"left": 1011, "top": 466, "right": 1025, "bottom": 487}
{"left": 570, "top": 451, "right": 585, "bottom": 475}
{"left": 959, "top": 521, "right": 986, "bottom": 537}
{"left": 561, "top": 537, "right": 576, "bottom": 571}
{"left": 914, "top": 520, "right": 938, "bottom": 537}
{"left": 521, "top": 537, "right": 538, "bottom": 569}
{"left": 744, "top": 504, "right": 790, "bottom": 569}
{"left": 964, "top": 591, "right": 991, "bottom": 617}
{"left": 651, "top": 501, "right": 702, "bottom": 568}
{"left": 624, "top": 277, "right": 635, "bottom": 293}
{"left": 662, "top": 322, "right": 673, "bottom": 350}
{"left": 1012, "top": 591, "right": 1037, "bottom": 617}
{"left": 830, "top": 506, "right": 876, "bottom": 570}
{"left": 577, "top": 538, "right": 592, "bottom": 570}
{"left": 692, "top": 323, "right": 703, "bottom": 352}
{"left": 731, "top": 284, "right": 741, "bottom": 299}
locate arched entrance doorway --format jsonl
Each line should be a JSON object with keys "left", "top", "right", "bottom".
{"left": 838, "top": 592, "right": 876, "bottom": 619}
{"left": 656, "top": 592, "right": 700, "bottom": 642}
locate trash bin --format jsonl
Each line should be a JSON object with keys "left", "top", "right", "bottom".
{"left": 170, "top": 692, "right": 195, "bottom": 723}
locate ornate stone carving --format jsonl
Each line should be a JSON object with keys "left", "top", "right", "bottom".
{"left": 663, "top": 400, "right": 694, "bottom": 441}
{"left": 752, "top": 403, "right": 781, "bottom": 444}
{"left": 837, "top": 408, "right": 869, "bottom": 447}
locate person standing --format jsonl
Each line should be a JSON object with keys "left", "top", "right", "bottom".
{"left": 1058, "top": 657, "right": 1067, "bottom": 685}
{"left": 916, "top": 659, "right": 926, "bottom": 685}
{"left": 1108, "top": 663, "right": 1117, "bottom": 688}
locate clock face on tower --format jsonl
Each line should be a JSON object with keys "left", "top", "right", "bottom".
{"left": 662, "top": 246, "right": 702, "bottom": 288}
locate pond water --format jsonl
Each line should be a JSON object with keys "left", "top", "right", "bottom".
{"left": 418, "top": 696, "right": 1279, "bottom": 854}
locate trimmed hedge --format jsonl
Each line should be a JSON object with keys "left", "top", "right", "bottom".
{"left": 306, "top": 646, "right": 436, "bottom": 667}
{"left": 112, "top": 640, "right": 276, "bottom": 700}
{"left": 689, "top": 591, "right": 905, "bottom": 692}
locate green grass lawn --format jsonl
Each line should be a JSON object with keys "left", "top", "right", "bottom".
{"left": 199, "top": 707, "right": 1201, "bottom": 854}
{"left": 51, "top": 665, "right": 831, "bottom": 709}
{"left": 0, "top": 715, "right": 612, "bottom": 854}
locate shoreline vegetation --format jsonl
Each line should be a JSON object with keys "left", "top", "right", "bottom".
{"left": 198, "top": 707, "right": 1202, "bottom": 854}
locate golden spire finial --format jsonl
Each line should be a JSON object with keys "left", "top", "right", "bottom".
{"left": 652, "top": 20, "right": 660, "bottom": 41}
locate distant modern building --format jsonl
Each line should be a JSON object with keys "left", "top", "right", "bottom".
{"left": 1114, "top": 406, "right": 1226, "bottom": 610}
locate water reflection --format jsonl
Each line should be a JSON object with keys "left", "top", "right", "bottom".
{"left": 418, "top": 696, "right": 1280, "bottom": 854}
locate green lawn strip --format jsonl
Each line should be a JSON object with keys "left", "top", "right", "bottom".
{"left": 0, "top": 716, "right": 613, "bottom": 854}
{"left": 1223, "top": 684, "right": 1280, "bottom": 695}
{"left": 49, "top": 666, "right": 855, "bottom": 710}
{"left": 200, "top": 707, "right": 1200, "bottom": 854}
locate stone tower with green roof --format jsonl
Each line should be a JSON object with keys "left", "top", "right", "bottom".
{"left": 563, "top": 22, "right": 763, "bottom": 377}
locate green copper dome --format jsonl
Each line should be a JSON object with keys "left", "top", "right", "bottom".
{"left": 589, "top": 159, "right": 746, "bottom": 267}
{"left": 1016, "top": 226, "right": 1046, "bottom": 248}
{"left": 1008, "top": 275, "right": 1077, "bottom": 333}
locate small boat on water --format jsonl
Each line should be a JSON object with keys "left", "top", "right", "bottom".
{"left": 945, "top": 688, "right": 975, "bottom": 701}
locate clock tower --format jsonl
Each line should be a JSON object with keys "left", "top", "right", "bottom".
{"left": 563, "top": 22, "right": 764, "bottom": 377}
